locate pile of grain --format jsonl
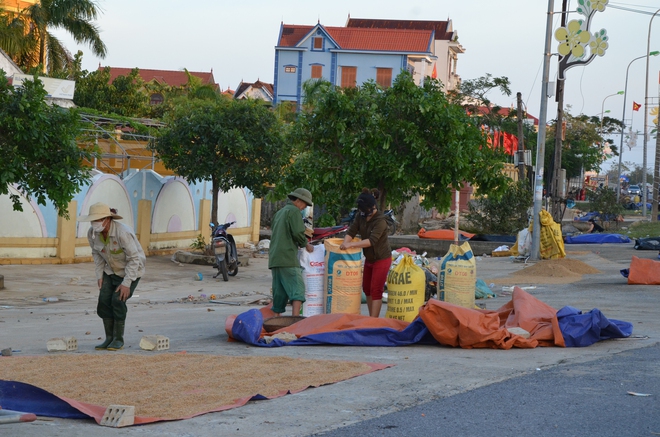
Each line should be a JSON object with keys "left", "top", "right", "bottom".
{"left": 489, "top": 257, "right": 601, "bottom": 285}
{"left": 0, "top": 354, "right": 374, "bottom": 420}
{"left": 512, "top": 258, "right": 601, "bottom": 278}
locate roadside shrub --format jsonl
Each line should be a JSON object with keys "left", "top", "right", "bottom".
{"left": 465, "top": 180, "right": 532, "bottom": 235}
{"left": 190, "top": 234, "right": 206, "bottom": 252}
{"left": 587, "top": 187, "right": 624, "bottom": 225}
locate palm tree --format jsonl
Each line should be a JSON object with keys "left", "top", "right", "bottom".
{"left": 1, "top": 0, "right": 106, "bottom": 74}
{"left": 0, "top": 7, "right": 32, "bottom": 61}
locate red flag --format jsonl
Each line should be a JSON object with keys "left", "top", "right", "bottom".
{"left": 502, "top": 132, "right": 518, "bottom": 156}
{"left": 633, "top": 102, "right": 641, "bottom": 111}
{"left": 431, "top": 63, "right": 437, "bottom": 79}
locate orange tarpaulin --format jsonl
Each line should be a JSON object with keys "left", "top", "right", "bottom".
{"left": 627, "top": 256, "right": 660, "bottom": 285}
{"left": 419, "top": 287, "right": 565, "bottom": 349}
{"left": 418, "top": 228, "right": 475, "bottom": 240}
{"left": 228, "top": 288, "right": 566, "bottom": 349}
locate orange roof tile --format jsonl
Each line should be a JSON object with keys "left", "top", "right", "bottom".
{"left": 346, "top": 18, "right": 454, "bottom": 41}
{"left": 100, "top": 67, "right": 216, "bottom": 87}
{"left": 279, "top": 25, "right": 314, "bottom": 47}
{"left": 278, "top": 24, "right": 433, "bottom": 53}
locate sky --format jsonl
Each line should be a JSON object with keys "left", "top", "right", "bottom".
{"left": 52, "top": 0, "right": 660, "bottom": 172}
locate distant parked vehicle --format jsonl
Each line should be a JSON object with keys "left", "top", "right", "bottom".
{"left": 628, "top": 185, "right": 641, "bottom": 196}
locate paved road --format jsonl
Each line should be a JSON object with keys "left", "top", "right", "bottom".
{"left": 315, "top": 344, "right": 660, "bottom": 436}
{"left": 1, "top": 241, "right": 659, "bottom": 436}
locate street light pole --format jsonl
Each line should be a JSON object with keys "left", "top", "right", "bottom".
{"left": 618, "top": 52, "right": 660, "bottom": 202}
{"left": 600, "top": 92, "right": 623, "bottom": 141}
{"left": 642, "top": 7, "right": 660, "bottom": 220}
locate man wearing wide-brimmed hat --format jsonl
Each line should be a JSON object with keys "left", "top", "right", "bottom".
{"left": 268, "top": 188, "right": 314, "bottom": 316}
{"left": 78, "top": 202, "right": 146, "bottom": 351}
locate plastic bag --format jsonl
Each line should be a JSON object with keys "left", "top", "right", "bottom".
{"left": 298, "top": 245, "right": 325, "bottom": 316}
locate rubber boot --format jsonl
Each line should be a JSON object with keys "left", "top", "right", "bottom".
{"left": 94, "top": 319, "right": 114, "bottom": 350}
{"left": 107, "top": 320, "right": 125, "bottom": 351}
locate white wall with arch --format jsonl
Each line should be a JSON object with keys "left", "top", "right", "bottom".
{"left": 0, "top": 170, "right": 255, "bottom": 258}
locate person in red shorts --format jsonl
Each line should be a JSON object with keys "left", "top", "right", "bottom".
{"left": 340, "top": 188, "right": 392, "bottom": 317}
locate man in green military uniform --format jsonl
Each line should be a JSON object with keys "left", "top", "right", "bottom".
{"left": 269, "top": 188, "right": 314, "bottom": 316}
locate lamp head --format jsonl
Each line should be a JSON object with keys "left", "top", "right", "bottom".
{"left": 616, "top": 91, "right": 624, "bottom": 95}
{"left": 650, "top": 51, "right": 660, "bottom": 57}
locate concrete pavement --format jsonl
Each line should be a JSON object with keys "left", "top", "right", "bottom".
{"left": 0, "top": 242, "right": 659, "bottom": 436}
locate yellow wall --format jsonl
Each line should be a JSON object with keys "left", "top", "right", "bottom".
{"left": 83, "top": 138, "right": 176, "bottom": 176}
{"left": 1, "top": 0, "right": 38, "bottom": 13}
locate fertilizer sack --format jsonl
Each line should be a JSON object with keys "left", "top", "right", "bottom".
{"left": 385, "top": 253, "right": 425, "bottom": 322}
{"left": 298, "top": 244, "right": 325, "bottom": 317}
{"left": 323, "top": 238, "right": 362, "bottom": 314}
{"left": 538, "top": 210, "right": 565, "bottom": 259}
{"left": 439, "top": 241, "right": 476, "bottom": 309}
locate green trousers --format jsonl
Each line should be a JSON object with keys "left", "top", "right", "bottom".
{"left": 97, "top": 272, "right": 140, "bottom": 321}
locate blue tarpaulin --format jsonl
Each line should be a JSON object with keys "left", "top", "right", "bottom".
{"left": 564, "top": 234, "right": 631, "bottom": 244}
{"left": 232, "top": 304, "right": 632, "bottom": 348}
{"left": 0, "top": 381, "right": 90, "bottom": 419}
{"left": 557, "top": 306, "right": 634, "bottom": 347}
{"left": 232, "top": 309, "right": 436, "bottom": 347}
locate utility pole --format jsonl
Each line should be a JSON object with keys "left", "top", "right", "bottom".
{"left": 516, "top": 92, "right": 526, "bottom": 183}
{"left": 654, "top": 81, "right": 660, "bottom": 219}
{"left": 551, "top": 0, "right": 568, "bottom": 223}
{"left": 531, "top": 0, "right": 608, "bottom": 260}
{"left": 530, "top": 0, "right": 555, "bottom": 261}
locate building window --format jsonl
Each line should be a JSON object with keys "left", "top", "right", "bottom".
{"left": 284, "top": 66, "right": 296, "bottom": 73}
{"left": 313, "top": 37, "right": 323, "bottom": 50}
{"left": 311, "top": 65, "right": 322, "bottom": 79}
{"left": 376, "top": 68, "right": 392, "bottom": 88}
{"left": 340, "top": 66, "right": 357, "bottom": 88}
{"left": 150, "top": 93, "right": 164, "bottom": 105}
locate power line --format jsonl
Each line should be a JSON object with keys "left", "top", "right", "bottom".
{"left": 608, "top": 3, "right": 660, "bottom": 15}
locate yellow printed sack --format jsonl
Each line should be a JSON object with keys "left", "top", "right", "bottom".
{"left": 438, "top": 242, "right": 476, "bottom": 309}
{"left": 323, "top": 238, "right": 363, "bottom": 314}
{"left": 385, "top": 254, "right": 425, "bottom": 322}
{"left": 538, "top": 210, "right": 565, "bottom": 259}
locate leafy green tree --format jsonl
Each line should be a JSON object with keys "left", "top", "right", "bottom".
{"left": 586, "top": 187, "right": 624, "bottom": 225}
{"left": 152, "top": 98, "right": 292, "bottom": 224}
{"left": 280, "top": 72, "right": 511, "bottom": 218}
{"left": 0, "top": 71, "right": 92, "bottom": 217}
{"left": 448, "top": 74, "right": 537, "bottom": 167}
{"left": 593, "top": 114, "right": 625, "bottom": 156}
{"left": 73, "top": 65, "right": 150, "bottom": 117}
{"left": 448, "top": 73, "right": 512, "bottom": 129}
{"left": 145, "top": 68, "right": 223, "bottom": 119}
{"left": 465, "top": 180, "right": 533, "bottom": 235}
{"left": 545, "top": 110, "right": 611, "bottom": 184}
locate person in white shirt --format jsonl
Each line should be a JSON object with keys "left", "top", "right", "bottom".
{"left": 78, "top": 203, "right": 146, "bottom": 351}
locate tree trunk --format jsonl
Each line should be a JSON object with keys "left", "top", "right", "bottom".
{"left": 211, "top": 176, "right": 219, "bottom": 225}
{"left": 516, "top": 92, "right": 525, "bottom": 183}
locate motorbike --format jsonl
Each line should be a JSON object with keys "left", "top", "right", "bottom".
{"left": 339, "top": 208, "right": 397, "bottom": 235}
{"left": 210, "top": 221, "right": 239, "bottom": 281}
{"left": 304, "top": 217, "right": 348, "bottom": 243}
